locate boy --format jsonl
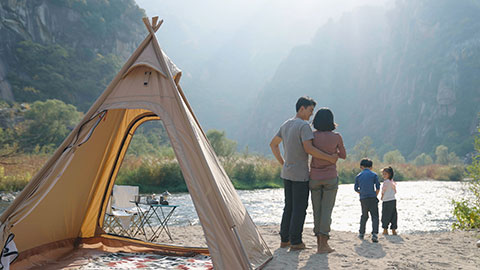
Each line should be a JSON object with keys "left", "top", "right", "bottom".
{"left": 354, "top": 158, "right": 380, "bottom": 242}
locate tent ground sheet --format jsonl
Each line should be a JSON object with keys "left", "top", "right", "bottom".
{"left": 30, "top": 249, "right": 213, "bottom": 270}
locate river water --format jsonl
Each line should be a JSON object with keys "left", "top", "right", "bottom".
{"left": 0, "top": 181, "right": 470, "bottom": 233}
{"left": 168, "top": 180, "right": 470, "bottom": 233}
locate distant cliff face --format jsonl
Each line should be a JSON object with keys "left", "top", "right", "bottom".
{"left": 243, "top": 1, "right": 480, "bottom": 158}
{"left": 0, "top": 0, "right": 145, "bottom": 102}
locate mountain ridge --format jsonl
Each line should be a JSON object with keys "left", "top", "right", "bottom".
{"left": 0, "top": 0, "right": 145, "bottom": 109}
{"left": 242, "top": 1, "right": 480, "bottom": 158}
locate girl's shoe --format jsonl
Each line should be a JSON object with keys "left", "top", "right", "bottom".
{"left": 382, "top": 229, "right": 388, "bottom": 235}
{"left": 392, "top": 229, "right": 397, "bottom": 235}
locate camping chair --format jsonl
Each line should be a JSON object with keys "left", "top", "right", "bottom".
{"left": 103, "top": 185, "right": 140, "bottom": 237}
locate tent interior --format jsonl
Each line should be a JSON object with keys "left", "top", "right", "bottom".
{"left": 0, "top": 17, "right": 272, "bottom": 270}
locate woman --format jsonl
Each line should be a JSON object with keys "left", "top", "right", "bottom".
{"left": 310, "top": 107, "right": 346, "bottom": 253}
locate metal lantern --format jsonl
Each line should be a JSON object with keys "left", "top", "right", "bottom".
{"left": 161, "top": 191, "right": 171, "bottom": 202}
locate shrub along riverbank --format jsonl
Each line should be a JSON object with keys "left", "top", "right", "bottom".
{"left": 115, "top": 155, "right": 465, "bottom": 193}
{"left": 0, "top": 154, "right": 466, "bottom": 194}
{"left": 452, "top": 130, "right": 480, "bottom": 230}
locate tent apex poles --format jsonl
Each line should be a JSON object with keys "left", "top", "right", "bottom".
{"left": 142, "top": 17, "right": 163, "bottom": 33}
{"left": 151, "top": 16, "right": 159, "bottom": 27}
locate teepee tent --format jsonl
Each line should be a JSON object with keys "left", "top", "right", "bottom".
{"left": 0, "top": 17, "right": 272, "bottom": 269}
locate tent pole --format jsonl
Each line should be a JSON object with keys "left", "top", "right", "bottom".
{"left": 143, "top": 17, "right": 253, "bottom": 269}
{"left": 232, "top": 225, "right": 253, "bottom": 270}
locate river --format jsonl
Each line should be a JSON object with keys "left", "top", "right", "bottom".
{"left": 168, "top": 180, "right": 469, "bottom": 233}
{"left": 0, "top": 181, "right": 470, "bottom": 233}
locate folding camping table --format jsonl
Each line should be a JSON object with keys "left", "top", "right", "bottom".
{"left": 131, "top": 202, "right": 177, "bottom": 242}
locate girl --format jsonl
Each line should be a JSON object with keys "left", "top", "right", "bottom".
{"left": 381, "top": 166, "right": 398, "bottom": 235}
{"left": 310, "top": 107, "right": 346, "bottom": 253}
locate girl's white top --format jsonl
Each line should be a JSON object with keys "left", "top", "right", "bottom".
{"left": 382, "top": 179, "right": 396, "bottom": 202}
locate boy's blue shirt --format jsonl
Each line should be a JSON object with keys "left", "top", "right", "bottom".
{"left": 354, "top": 169, "right": 380, "bottom": 200}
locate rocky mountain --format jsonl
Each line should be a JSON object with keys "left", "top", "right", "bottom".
{"left": 243, "top": 0, "right": 480, "bottom": 158}
{"left": 136, "top": 0, "right": 388, "bottom": 141}
{"left": 1, "top": 0, "right": 477, "bottom": 159}
{"left": 0, "top": 0, "right": 145, "bottom": 110}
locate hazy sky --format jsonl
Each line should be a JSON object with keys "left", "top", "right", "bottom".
{"left": 136, "top": 0, "right": 389, "bottom": 52}
{"left": 134, "top": 0, "right": 391, "bottom": 141}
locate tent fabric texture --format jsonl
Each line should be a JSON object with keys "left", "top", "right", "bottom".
{"left": 0, "top": 17, "right": 272, "bottom": 270}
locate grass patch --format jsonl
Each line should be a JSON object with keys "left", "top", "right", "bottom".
{"left": 0, "top": 153, "right": 466, "bottom": 193}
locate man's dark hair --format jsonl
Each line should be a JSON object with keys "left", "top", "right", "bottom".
{"left": 313, "top": 107, "right": 336, "bottom": 131}
{"left": 382, "top": 166, "right": 394, "bottom": 179}
{"left": 296, "top": 96, "right": 316, "bottom": 112}
{"left": 360, "top": 158, "right": 373, "bottom": 168}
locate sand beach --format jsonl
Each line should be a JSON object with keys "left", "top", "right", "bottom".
{"left": 161, "top": 225, "right": 480, "bottom": 269}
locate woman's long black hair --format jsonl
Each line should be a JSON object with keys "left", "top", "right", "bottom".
{"left": 312, "top": 107, "right": 336, "bottom": 131}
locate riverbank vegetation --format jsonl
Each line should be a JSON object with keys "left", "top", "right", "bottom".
{"left": 0, "top": 126, "right": 466, "bottom": 193}
{"left": 0, "top": 101, "right": 470, "bottom": 193}
{"left": 0, "top": 153, "right": 466, "bottom": 193}
{"left": 452, "top": 129, "right": 480, "bottom": 230}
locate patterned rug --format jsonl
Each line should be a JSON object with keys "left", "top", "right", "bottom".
{"left": 77, "top": 252, "right": 213, "bottom": 269}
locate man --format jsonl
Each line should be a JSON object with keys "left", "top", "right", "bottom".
{"left": 270, "top": 96, "right": 337, "bottom": 250}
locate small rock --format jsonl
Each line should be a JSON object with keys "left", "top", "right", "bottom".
{"left": 477, "top": 240, "right": 480, "bottom": 248}
{"left": 1, "top": 193, "right": 15, "bottom": 202}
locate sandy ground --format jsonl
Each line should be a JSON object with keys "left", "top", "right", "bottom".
{"left": 156, "top": 225, "right": 480, "bottom": 270}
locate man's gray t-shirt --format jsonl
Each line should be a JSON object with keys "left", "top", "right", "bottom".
{"left": 276, "top": 117, "right": 314, "bottom": 182}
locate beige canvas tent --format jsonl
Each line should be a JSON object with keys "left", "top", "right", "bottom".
{"left": 0, "top": 17, "right": 272, "bottom": 269}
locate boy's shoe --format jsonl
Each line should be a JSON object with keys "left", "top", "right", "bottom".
{"left": 290, "top": 242, "right": 307, "bottom": 250}
{"left": 382, "top": 229, "right": 388, "bottom": 235}
{"left": 280, "top": 241, "right": 290, "bottom": 248}
{"left": 392, "top": 229, "right": 397, "bottom": 235}
{"left": 358, "top": 233, "right": 364, "bottom": 240}
{"left": 372, "top": 234, "right": 379, "bottom": 243}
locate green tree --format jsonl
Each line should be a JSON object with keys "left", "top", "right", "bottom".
{"left": 19, "top": 99, "right": 82, "bottom": 152}
{"left": 413, "top": 153, "right": 434, "bottom": 166}
{"left": 447, "top": 152, "right": 462, "bottom": 165}
{"left": 435, "top": 145, "right": 449, "bottom": 165}
{"left": 435, "top": 145, "right": 462, "bottom": 165}
{"left": 125, "top": 120, "right": 174, "bottom": 157}
{"left": 8, "top": 40, "right": 122, "bottom": 111}
{"left": 351, "top": 136, "right": 377, "bottom": 161}
{"left": 206, "top": 129, "right": 237, "bottom": 157}
{"left": 452, "top": 130, "right": 480, "bottom": 229}
{"left": 0, "top": 127, "right": 19, "bottom": 162}
{"left": 127, "top": 134, "right": 153, "bottom": 156}
{"left": 383, "top": 150, "right": 406, "bottom": 164}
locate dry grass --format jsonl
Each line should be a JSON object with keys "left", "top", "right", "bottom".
{"left": 0, "top": 154, "right": 465, "bottom": 192}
